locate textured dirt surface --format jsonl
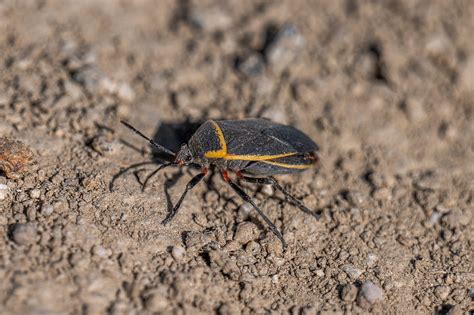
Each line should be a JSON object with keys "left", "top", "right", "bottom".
{"left": 1, "top": 1, "right": 473, "bottom": 314}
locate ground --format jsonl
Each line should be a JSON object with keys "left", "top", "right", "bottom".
{"left": 0, "top": 1, "right": 473, "bottom": 314}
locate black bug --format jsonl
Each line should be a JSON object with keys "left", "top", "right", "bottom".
{"left": 111, "top": 119, "right": 321, "bottom": 249}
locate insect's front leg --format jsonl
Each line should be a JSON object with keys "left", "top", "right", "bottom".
{"left": 161, "top": 168, "right": 208, "bottom": 225}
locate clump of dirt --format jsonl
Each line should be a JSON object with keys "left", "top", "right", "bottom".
{"left": 0, "top": 1, "right": 473, "bottom": 314}
{"left": 0, "top": 137, "right": 35, "bottom": 179}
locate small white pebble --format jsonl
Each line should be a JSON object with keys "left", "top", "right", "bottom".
{"left": 171, "top": 245, "right": 186, "bottom": 261}
{"left": 315, "top": 269, "right": 325, "bottom": 277}
{"left": 239, "top": 203, "right": 253, "bottom": 216}
{"left": 261, "top": 184, "right": 274, "bottom": 196}
{"left": 0, "top": 184, "right": 9, "bottom": 200}
{"left": 342, "top": 264, "right": 363, "bottom": 279}
{"left": 92, "top": 244, "right": 109, "bottom": 258}
{"left": 29, "top": 189, "right": 41, "bottom": 199}
{"left": 361, "top": 281, "right": 385, "bottom": 303}
{"left": 40, "top": 203, "right": 54, "bottom": 216}
{"left": 367, "top": 253, "right": 378, "bottom": 267}
{"left": 272, "top": 275, "right": 279, "bottom": 284}
{"left": 117, "top": 82, "right": 135, "bottom": 102}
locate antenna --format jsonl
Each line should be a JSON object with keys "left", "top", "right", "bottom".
{"left": 120, "top": 120, "right": 176, "bottom": 157}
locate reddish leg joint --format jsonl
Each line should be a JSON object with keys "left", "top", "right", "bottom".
{"left": 222, "top": 170, "right": 230, "bottom": 182}
{"left": 236, "top": 171, "right": 244, "bottom": 179}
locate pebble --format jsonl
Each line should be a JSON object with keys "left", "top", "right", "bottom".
{"left": 261, "top": 185, "right": 274, "bottom": 196}
{"left": 171, "top": 245, "right": 186, "bottom": 261}
{"left": 315, "top": 269, "right": 325, "bottom": 277}
{"left": 265, "top": 24, "right": 306, "bottom": 72}
{"left": 434, "top": 285, "right": 450, "bottom": 300}
{"left": 12, "top": 223, "right": 38, "bottom": 245}
{"left": 29, "top": 188, "right": 41, "bottom": 199}
{"left": 234, "top": 222, "right": 258, "bottom": 245}
{"left": 237, "top": 53, "right": 265, "bottom": 76}
{"left": 342, "top": 264, "right": 363, "bottom": 279}
{"left": 469, "top": 287, "right": 474, "bottom": 298}
{"left": 401, "top": 98, "right": 426, "bottom": 123}
{"left": 117, "top": 82, "right": 135, "bottom": 102}
{"left": 218, "top": 302, "right": 241, "bottom": 315}
{"left": 189, "top": 7, "right": 232, "bottom": 32}
{"left": 0, "top": 184, "right": 9, "bottom": 200}
{"left": 340, "top": 283, "right": 358, "bottom": 302}
{"left": 366, "top": 253, "right": 378, "bottom": 267}
{"left": 92, "top": 245, "right": 109, "bottom": 258}
{"left": 40, "top": 203, "right": 54, "bottom": 216}
{"left": 360, "top": 281, "right": 384, "bottom": 303}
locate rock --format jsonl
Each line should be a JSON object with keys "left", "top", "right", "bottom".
{"left": 469, "top": 287, "right": 474, "bottom": 298}
{"left": 236, "top": 53, "right": 265, "bottom": 76}
{"left": 360, "top": 281, "right": 384, "bottom": 304}
{"left": 117, "top": 82, "right": 135, "bottom": 102}
{"left": 0, "top": 184, "right": 9, "bottom": 200}
{"left": 264, "top": 24, "right": 306, "bottom": 72}
{"left": 234, "top": 222, "right": 259, "bottom": 245}
{"left": 12, "top": 223, "right": 38, "bottom": 245}
{"left": 189, "top": 7, "right": 232, "bottom": 32}
{"left": 171, "top": 245, "right": 186, "bottom": 261}
{"left": 400, "top": 98, "right": 426, "bottom": 123}
{"left": 342, "top": 264, "right": 363, "bottom": 279}
{"left": 218, "top": 302, "right": 241, "bottom": 315}
{"left": 40, "top": 203, "right": 54, "bottom": 216}
{"left": 434, "top": 285, "right": 450, "bottom": 300}
{"left": 366, "top": 253, "right": 378, "bottom": 267}
{"left": 91, "top": 245, "right": 109, "bottom": 258}
{"left": 29, "top": 188, "right": 41, "bottom": 199}
{"left": 340, "top": 283, "right": 358, "bottom": 302}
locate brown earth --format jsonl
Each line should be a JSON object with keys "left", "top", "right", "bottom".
{"left": 0, "top": 1, "right": 473, "bottom": 314}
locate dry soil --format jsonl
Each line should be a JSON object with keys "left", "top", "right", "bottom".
{"left": 0, "top": 1, "right": 473, "bottom": 314}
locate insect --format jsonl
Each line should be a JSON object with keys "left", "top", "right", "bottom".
{"left": 112, "top": 119, "right": 320, "bottom": 249}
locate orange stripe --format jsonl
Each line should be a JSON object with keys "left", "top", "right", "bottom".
{"left": 261, "top": 160, "right": 313, "bottom": 169}
{"left": 204, "top": 121, "right": 227, "bottom": 158}
{"left": 224, "top": 152, "right": 297, "bottom": 161}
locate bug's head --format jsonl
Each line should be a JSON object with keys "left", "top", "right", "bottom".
{"left": 174, "top": 144, "right": 194, "bottom": 166}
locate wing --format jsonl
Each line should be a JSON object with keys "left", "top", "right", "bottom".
{"left": 217, "top": 119, "right": 318, "bottom": 157}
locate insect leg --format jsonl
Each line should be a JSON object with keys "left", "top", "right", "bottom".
{"left": 161, "top": 169, "right": 207, "bottom": 225}
{"left": 222, "top": 171, "right": 287, "bottom": 249}
{"left": 109, "top": 161, "right": 157, "bottom": 192}
{"left": 239, "top": 175, "right": 321, "bottom": 220}
{"left": 142, "top": 162, "right": 175, "bottom": 192}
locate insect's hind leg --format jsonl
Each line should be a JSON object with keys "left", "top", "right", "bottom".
{"left": 222, "top": 171, "right": 287, "bottom": 249}
{"left": 238, "top": 175, "right": 321, "bottom": 220}
{"left": 161, "top": 169, "right": 208, "bottom": 225}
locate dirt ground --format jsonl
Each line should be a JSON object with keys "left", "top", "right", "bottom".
{"left": 0, "top": 1, "right": 473, "bottom": 314}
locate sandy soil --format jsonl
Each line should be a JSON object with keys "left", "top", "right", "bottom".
{"left": 0, "top": 1, "right": 473, "bottom": 314}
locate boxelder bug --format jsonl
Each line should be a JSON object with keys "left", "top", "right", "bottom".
{"left": 111, "top": 119, "right": 320, "bottom": 249}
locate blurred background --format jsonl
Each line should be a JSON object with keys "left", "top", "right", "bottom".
{"left": 0, "top": 1, "right": 472, "bottom": 314}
